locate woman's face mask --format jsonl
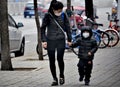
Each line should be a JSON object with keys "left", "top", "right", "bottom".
{"left": 82, "top": 32, "right": 90, "bottom": 38}
{"left": 54, "top": 12, "right": 62, "bottom": 16}
{"left": 53, "top": 9, "right": 62, "bottom": 16}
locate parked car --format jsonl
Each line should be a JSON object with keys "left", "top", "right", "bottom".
{"left": 0, "top": 14, "right": 25, "bottom": 59}
{"left": 24, "top": 1, "right": 44, "bottom": 18}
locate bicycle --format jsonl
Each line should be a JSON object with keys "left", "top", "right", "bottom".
{"left": 86, "top": 18, "right": 110, "bottom": 48}
{"left": 70, "top": 14, "right": 110, "bottom": 49}
{"left": 106, "top": 12, "right": 120, "bottom": 32}
{"left": 92, "top": 28, "right": 110, "bottom": 49}
{"left": 104, "top": 12, "right": 120, "bottom": 47}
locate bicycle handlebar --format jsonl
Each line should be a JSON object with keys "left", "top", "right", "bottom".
{"left": 86, "top": 18, "right": 103, "bottom": 26}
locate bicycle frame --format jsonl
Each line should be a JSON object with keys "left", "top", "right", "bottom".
{"left": 106, "top": 12, "right": 120, "bottom": 32}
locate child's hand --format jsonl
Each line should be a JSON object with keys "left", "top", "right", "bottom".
{"left": 88, "top": 61, "right": 92, "bottom": 64}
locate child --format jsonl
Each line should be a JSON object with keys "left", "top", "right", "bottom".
{"left": 70, "top": 26, "right": 98, "bottom": 85}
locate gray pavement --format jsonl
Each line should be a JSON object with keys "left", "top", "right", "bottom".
{"left": 0, "top": 42, "right": 120, "bottom": 87}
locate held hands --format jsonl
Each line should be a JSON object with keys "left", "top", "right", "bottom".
{"left": 88, "top": 61, "right": 92, "bottom": 64}
{"left": 42, "top": 42, "right": 72, "bottom": 49}
{"left": 42, "top": 42, "right": 47, "bottom": 49}
{"left": 67, "top": 42, "right": 72, "bottom": 47}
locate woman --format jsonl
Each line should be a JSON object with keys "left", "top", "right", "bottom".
{"left": 40, "top": 0, "right": 72, "bottom": 86}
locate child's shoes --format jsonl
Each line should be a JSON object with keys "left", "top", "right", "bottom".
{"left": 85, "top": 80, "right": 90, "bottom": 86}
{"left": 79, "top": 76, "right": 84, "bottom": 82}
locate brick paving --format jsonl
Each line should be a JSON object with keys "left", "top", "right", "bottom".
{"left": 0, "top": 43, "right": 120, "bottom": 87}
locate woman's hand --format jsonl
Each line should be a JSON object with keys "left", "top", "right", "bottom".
{"left": 67, "top": 42, "right": 72, "bottom": 46}
{"left": 88, "top": 52, "right": 92, "bottom": 56}
{"left": 42, "top": 42, "right": 47, "bottom": 49}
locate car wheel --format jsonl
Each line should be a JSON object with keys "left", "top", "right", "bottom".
{"left": 24, "top": 15, "right": 27, "bottom": 18}
{"left": 15, "top": 40, "right": 25, "bottom": 57}
{"left": 29, "top": 16, "right": 32, "bottom": 18}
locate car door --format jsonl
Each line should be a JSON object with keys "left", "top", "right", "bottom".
{"left": 8, "top": 15, "right": 22, "bottom": 52}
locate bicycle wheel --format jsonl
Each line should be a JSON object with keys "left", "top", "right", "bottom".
{"left": 92, "top": 31, "right": 101, "bottom": 48}
{"left": 99, "top": 31, "right": 110, "bottom": 48}
{"left": 105, "top": 29, "right": 119, "bottom": 47}
{"left": 69, "top": 34, "right": 80, "bottom": 56}
{"left": 36, "top": 44, "right": 48, "bottom": 57}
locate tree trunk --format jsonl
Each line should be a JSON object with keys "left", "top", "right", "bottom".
{"left": 34, "top": 0, "right": 43, "bottom": 60}
{"left": 85, "top": 0, "right": 94, "bottom": 20}
{"left": 85, "top": 0, "right": 94, "bottom": 26}
{"left": 67, "top": 0, "right": 71, "bottom": 9}
{"left": 0, "top": 0, "right": 13, "bottom": 70}
{"left": 66, "top": 0, "right": 72, "bottom": 17}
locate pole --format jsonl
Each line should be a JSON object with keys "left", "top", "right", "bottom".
{"left": 117, "top": 0, "right": 120, "bottom": 25}
{"left": 85, "top": 0, "right": 94, "bottom": 26}
{"left": 66, "top": 0, "right": 72, "bottom": 17}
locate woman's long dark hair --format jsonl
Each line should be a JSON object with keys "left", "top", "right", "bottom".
{"left": 48, "top": 0, "right": 64, "bottom": 15}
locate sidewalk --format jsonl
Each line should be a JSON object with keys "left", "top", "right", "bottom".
{"left": 0, "top": 43, "right": 120, "bottom": 87}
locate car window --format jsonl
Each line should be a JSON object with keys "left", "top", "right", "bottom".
{"left": 26, "top": 3, "right": 34, "bottom": 7}
{"left": 8, "top": 15, "right": 16, "bottom": 27}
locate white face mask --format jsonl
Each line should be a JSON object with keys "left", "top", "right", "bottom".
{"left": 54, "top": 12, "right": 62, "bottom": 16}
{"left": 82, "top": 32, "right": 90, "bottom": 38}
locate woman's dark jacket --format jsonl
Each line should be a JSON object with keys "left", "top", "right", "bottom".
{"left": 71, "top": 26, "right": 98, "bottom": 61}
{"left": 40, "top": 13, "right": 72, "bottom": 42}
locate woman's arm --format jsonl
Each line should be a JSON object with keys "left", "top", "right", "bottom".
{"left": 64, "top": 13, "right": 72, "bottom": 42}
{"left": 41, "top": 13, "right": 49, "bottom": 42}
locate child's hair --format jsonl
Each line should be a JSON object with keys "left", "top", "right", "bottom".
{"left": 48, "top": 0, "right": 64, "bottom": 15}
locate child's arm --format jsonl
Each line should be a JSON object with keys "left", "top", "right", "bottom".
{"left": 69, "top": 38, "right": 80, "bottom": 48}
{"left": 90, "top": 40, "right": 98, "bottom": 55}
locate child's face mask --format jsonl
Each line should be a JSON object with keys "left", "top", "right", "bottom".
{"left": 83, "top": 32, "right": 90, "bottom": 38}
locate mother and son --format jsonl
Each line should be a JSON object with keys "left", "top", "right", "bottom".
{"left": 40, "top": 0, "right": 98, "bottom": 86}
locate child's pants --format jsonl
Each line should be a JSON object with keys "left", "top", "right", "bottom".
{"left": 77, "top": 59, "right": 93, "bottom": 81}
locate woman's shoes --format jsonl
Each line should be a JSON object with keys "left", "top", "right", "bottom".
{"left": 59, "top": 77, "right": 65, "bottom": 85}
{"left": 51, "top": 78, "right": 58, "bottom": 86}
{"left": 51, "top": 76, "right": 65, "bottom": 86}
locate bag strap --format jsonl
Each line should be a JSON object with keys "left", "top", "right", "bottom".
{"left": 49, "top": 13, "right": 66, "bottom": 35}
